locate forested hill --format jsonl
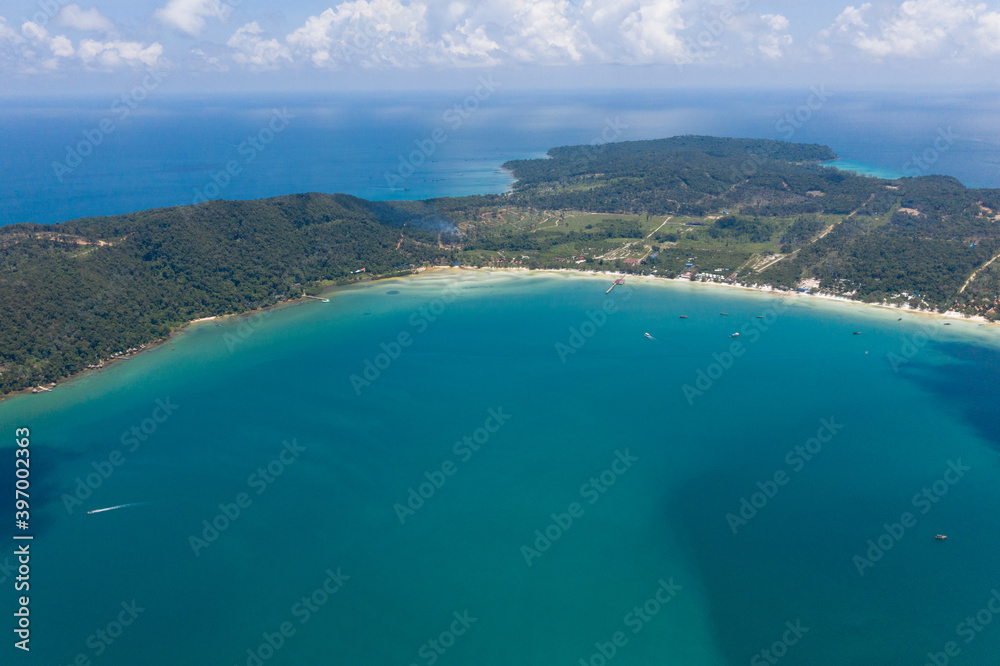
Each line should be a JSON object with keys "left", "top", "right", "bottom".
{"left": 502, "top": 135, "right": 841, "bottom": 216}
{"left": 3, "top": 135, "right": 1000, "bottom": 396}
{"left": 0, "top": 193, "right": 456, "bottom": 395}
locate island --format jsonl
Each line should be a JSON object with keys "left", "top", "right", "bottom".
{"left": 2, "top": 135, "right": 999, "bottom": 396}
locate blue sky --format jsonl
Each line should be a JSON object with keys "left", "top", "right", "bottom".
{"left": 1, "top": 0, "right": 998, "bottom": 93}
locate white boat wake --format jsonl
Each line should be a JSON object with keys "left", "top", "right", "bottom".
{"left": 87, "top": 502, "right": 152, "bottom": 515}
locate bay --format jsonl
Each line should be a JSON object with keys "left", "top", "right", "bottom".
{"left": 4, "top": 269, "right": 1000, "bottom": 664}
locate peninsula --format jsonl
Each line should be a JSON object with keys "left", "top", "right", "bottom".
{"left": 3, "top": 135, "right": 999, "bottom": 396}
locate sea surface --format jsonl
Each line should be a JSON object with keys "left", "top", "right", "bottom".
{"left": 2, "top": 89, "right": 1000, "bottom": 226}
{"left": 4, "top": 90, "right": 1000, "bottom": 664}
{"left": 3, "top": 270, "right": 1000, "bottom": 665}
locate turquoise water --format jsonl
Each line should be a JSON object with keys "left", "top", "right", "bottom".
{"left": 823, "top": 159, "right": 908, "bottom": 181}
{"left": 4, "top": 270, "right": 1000, "bottom": 664}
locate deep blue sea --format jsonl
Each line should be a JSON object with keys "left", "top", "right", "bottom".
{"left": 2, "top": 89, "right": 1000, "bottom": 226}
{"left": 3, "top": 90, "right": 1000, "bottom": 665}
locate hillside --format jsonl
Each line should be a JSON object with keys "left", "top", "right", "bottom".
{"left": 3, "top": 135, "right": 1000, "bottom": 396}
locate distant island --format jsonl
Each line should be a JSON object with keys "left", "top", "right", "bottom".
{"left": 2, "top": 135, "right": 999, "bottom": 396}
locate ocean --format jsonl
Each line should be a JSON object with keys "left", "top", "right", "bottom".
{"left": 3, "top": 90, "right": 1000, "bottom": 665}
{"left": 2, "top": 89, "right": 1000, "bottom": 226}
{"left": 3, "top": 271, "right": 1000, "bottom": 665}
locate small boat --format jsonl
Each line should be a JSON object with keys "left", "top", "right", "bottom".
{"left": 935, "top": 535, "right": 948, "bottom": 540}
{"left": 853, "top": 331, "right": 862, "bottom": 335}
{"left": 944, "top": 323, "right": 951, "bottom": 326}
{"left": 644, "top": 333, "right": 655, "bottom": 340}
{"left": 679, "top": 315, "right": 688, "bottom": 319}
{"left": 730, "top": 332, "right": 740, "bottom": 338}
{"left": 756, "top": 316, "right": 764, "bottom": 319}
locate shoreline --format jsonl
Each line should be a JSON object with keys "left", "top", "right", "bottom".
{"left": 452, "top": 265, "right": 997, "bottom": 326}
{"left": 5, "top": 264, "right": 995, "bottom": 403}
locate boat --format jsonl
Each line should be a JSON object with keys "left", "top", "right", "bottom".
{"left": 644, "top": 333, "right": 655, "bottom": 340}
{"left": 756, "top": 316, "right": 764, "bottom": 319}
{"left": 730, "top": 332, "right": 740, "bottom": 338}
{"left": 679, "top": 315, "right": 688, "bottom": 319}
{"left": 935, "top": 535, "right": 947, "bottom": 540}
{"left": 720, "top": 312, "right": 729, "bottom": 316}
{"left": 853, "top": 331, "right": 862, "bottom": 335}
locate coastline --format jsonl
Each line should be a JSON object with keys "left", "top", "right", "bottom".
{"left": 5, "top": 264, "right": 996, "bottom": 403}
{"left": 452, "top": 265, "right": 997, "bottom": 326}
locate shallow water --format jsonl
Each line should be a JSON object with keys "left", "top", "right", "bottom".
{"left": 3, "top": 270, "right": 999, "bottom": 665}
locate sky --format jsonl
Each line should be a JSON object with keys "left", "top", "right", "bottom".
{"left": 0, "top": 0, "right": 998, "bottom": 94}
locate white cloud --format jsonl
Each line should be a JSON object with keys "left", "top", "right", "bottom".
{"left": 190, "top": 46, "right": 229, "bottom": 71}
{"left": 0, "top": 16, "right": 18, "bottom": 40}
{"left": 976, "top": 11, "right": 1000, "bottom": 52}
{"left": 758, "top": 13, "right": 792, "bottom": 59}
{"left": 597, "top": 1, "right": 687, "bottom": 63}
{"left": 762, "top": 13, "right": 789, "bottom": 32}
{"left": 21, "top": 21, "right": 49, "bottom": 42}
{"left": 822, "top": 3, "right": 870, "bottom": 37}
{"left": 286, "top": 0, "right": 432, "bottom": 67}
{"left": 154, "top": 0, "right": 230, "bottom": 36}
{"left": 438, "top": 18, "right": 501, "bottom": 65}
{"left": 856, "top": 0, "right": 976, "bottom": 57}
{"left": 55, "top": 5, "right": 116, "bottom": 33}
{"left": 273, "top": 0, "right": 690, "bottom": 68}
{"left": 819, "top": 0, "right": 1000, "bottom": 59}
{"left": 50, "top": 34, "right": 75, "bottom": 57}
{"left": 227, "top": 22, "right": 291, "bottom": 69}
{"left": 77, "top": 39, "right": 163, "bottom": 68}
{"left": 496, "top": 0, "right": 595, "bottom": 63}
